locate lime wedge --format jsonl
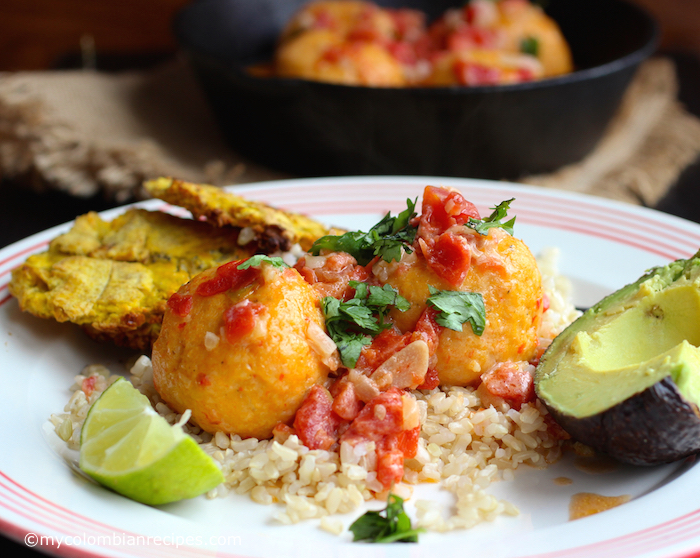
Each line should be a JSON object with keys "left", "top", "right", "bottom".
{"left": 79, "top": 378, "right": 224, "bottom": 505}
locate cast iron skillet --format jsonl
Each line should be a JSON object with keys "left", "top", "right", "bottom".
{"left": 173, "top": 0, "right": 659, "bottom": 180}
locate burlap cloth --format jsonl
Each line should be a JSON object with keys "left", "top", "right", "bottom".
{"left": 0, "top": 56, "right": 699, "bottom": 206}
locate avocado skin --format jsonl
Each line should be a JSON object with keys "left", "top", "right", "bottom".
{"left": 547, "top": 376, "right": 700, "bottom": 465}
{"left": 535, "top": 254, "right": 700, "bottom": 465}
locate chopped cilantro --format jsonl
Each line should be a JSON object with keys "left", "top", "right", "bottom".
{"left": 520, "top": 36, "right": 539, "bottom": 56}
{"left": 310, "top": 199, "right": 418, "bottom": 265}
{"left": 426, "top": 285, "right": 486, "bottom": 335}
{"left": 365, "top": 282, "right": 411, "bottom": 315}
{"left": 465, "top": 198, "right": 516, "bottom": 236}
{"left": 237, "top": 255, "right": 289, "bottom": 270}
{"left": 321, "top": 297, "right": 373, "bottom": 367}
{"left": 321, "top": 282, "right": 410, "bottom": 368}
{"left": 349, "top": 493, "right": 423, "bottom": 543}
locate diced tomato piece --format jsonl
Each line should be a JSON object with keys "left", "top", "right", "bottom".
{"left": 447, "top": 31, "right": 472, "bottom": 52}
{"left": 313, "top": 9, "right": 336, "bottom": 30}
{"left": 82, "top": 375, "right": 97, "bottom": 397}
{"left": 376, "top": 449, "right": 405, "bottom": 489}
{"left": 355, "top": 328, "right": 410, "bottom": 375}
{"left": 272, "top": 423, "right": 296, "bottom": 444}
{"left": 421, "top": 186, "right": 478, "bottom": 233}
{"left": 426, "top": 232, "right": 471, "bottom": 286}
{"left": 342, "top": 389, "right": 405, "bottom": 442}
{"left": 447, "top": 26, "right": 497, "bottom": 51}
{"left": 417, "top": 367, "right": 440, "bottom": 390}
{"left": 453, "top": 60, "right": 502, "bottom": 86}
{"left": 223, "top": 300, "right": 264, "bottom": 343}
{"left": 386, "top": 40, "right": 417, "bottom": 64}
{"left": 331, "top": 381, "right": 364, "bottom": 421}
{"left": 516, "top": 67, "right": 536, "bottom": 82}
{"left": 423, "top": 17, "right": 450, "bottom": 52}
{"left": 412, "top": 307, "right": 441, "bottom": 355}
{"left": 464, "top": 4, "right": 477, "bottom": 24}
{"left": 500, "top": 0, "right": 530, "bottom": 16}
{"left": 196, "top": 260, "right": 259, "bottom": 297}
{"left": 294, "top": 385, "right": 341, "bottom": 451}
{"left": 340, "top": 388, "right": 417, "bottom": 490}
{"left": 295, "top": 252, "right": 371, "bottom": 300}
{"left": 347, "top": 26, "right": 384, "bottom": 43}
{"left": 388, "top": 8, "right": 426, "bottom": 40}
{"left": 420, "top": 186, "right": 452, "bottom": 232}
{"left": 480, "top": 362, "right": 535, "bottom": 410}
{"left": 397, "top": 426, "right": 420, "bottom": 458}
{"left": 167, "top": 292, "right": 193, "bottom": 317}
{"left": 321, "top": 45, "right": 346, "bottom": 64}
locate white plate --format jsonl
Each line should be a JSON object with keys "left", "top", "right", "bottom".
{"left": 2, "top": 176, "right": 700, "bottom": 558}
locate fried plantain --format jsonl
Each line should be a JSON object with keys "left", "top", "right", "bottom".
{"left": 144, "top": 177, "right": 335, "bottom": 252}
{"left": 9, "top": 209, "right": 259, "bottom": 350}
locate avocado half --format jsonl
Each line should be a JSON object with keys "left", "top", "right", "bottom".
{"left": 535, "top": 254, "right": 700, "bottom": 465}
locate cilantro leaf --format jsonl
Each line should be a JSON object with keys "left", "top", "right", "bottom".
{"left": 426, "top": 286, "right": 486, "bottom": 335}
{"left": 349, "top": 493, "right": 423, "bottom": 543}
{"left": 310, "top": 199, "right": 418, "bottom": 265}
{"left": 321, "top": 282, "right": 410, "bottom": 368}
{"left": 338, "top": 302, "right": 378, "bottom": 330}
{"left": 466, "top": 198, "right": 516, "bottom": 236}
{"left": 348, "top": 511, "right": 388, "bottom": 541}
{"left": 333, "top": 331, "right": 372, "bottom": 369}
{"left": 237, "top": 255, "right": 289, "bottom": 270}
{"left": 310, "top": 231, "right": 368, "bottom": 260}
{"left": 520, "top": 36, "right": 539, "bottom": 56}
{"left": 367, "top": 284, "right": 411, "bottom": 313}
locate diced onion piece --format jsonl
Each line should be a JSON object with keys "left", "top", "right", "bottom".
{"left": 402, "top": 393, "right": 420, "bottom": 430}
{"left": 306, "top": 321, "right": 340, "bottom": 371}
{"left": 302, "top": 254, "right": 328, "bottom": 269}
{"left": 348, "top": 369, "right": 380, "bottom": 403}
{"left": 204, "top": 331, "right": 220, "bottom": 351}
{"left": 370, "top": 340, "right": 429, "bottom": 390}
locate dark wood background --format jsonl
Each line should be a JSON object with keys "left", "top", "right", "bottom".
{"left": 0, "top": 0, "right": 698, "bottom": 71}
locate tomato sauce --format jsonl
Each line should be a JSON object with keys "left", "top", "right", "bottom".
{"left": 223, "top": 300, "right": 265, "bottom": 343}
{"left": 196, "top": 260, "right": 259, "bottom": 297}
{"left": 167, "top": 292, "right": 193, "bottom": 317}
{"left": 289, "top": 183, "right": 545, "bottom": 492}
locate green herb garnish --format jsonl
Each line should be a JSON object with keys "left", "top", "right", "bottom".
{"left": 237, "top": 255, "right": 289, "bottom": 270}
{"left": 426, "top": 285, "right": 486, "bottom": 335}
{"left": 310, "top": 199, "right": 418, "bottom": 265}
{"left": 322, "top": 282, "right": 410, "bottom": 368}
{"left": 520, "top": 36, "right": 539, "bottom": 56}
{"left": 466, "top": 198, "right": 516, "bottom": 236}
{"left": 349, "top": 493, "right": 423, "bottom": 543}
